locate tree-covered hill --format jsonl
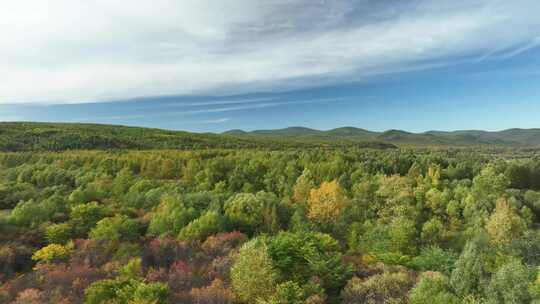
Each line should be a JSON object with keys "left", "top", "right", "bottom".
{"left": 0, "top": 122, "right": 395, "bottom": 151}
{"left": 224, "top": 126, "right": 540, "bottom": 146}
{"left": 1, "top": 122, "right": 540, "bottom": 153}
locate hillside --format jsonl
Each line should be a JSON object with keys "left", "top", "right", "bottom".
{"left": 0, "top": 122, "right": 395, "bottom": 151}
{"left": 224, "top": 126, "right": 540, "bottom": 146}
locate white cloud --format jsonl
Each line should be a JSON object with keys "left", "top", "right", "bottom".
{"left": 1, "top": 0, "right": 539, "bottom": 104}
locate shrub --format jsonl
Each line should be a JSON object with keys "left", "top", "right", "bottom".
{"left": 32, "top": 243, "right": 73, "bottom": 264}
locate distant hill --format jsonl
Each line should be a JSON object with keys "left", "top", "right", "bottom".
{"left": 223, "top": 126, "right": 540, "bottom": 146}
{"left": 0, "top": 122, "right": 396, "bottom": 152}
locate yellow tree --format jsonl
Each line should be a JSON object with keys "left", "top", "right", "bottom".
{"left": 485, "top": 198, "right": 526, "bottom": 246}
{"left": 307, "top": 180, "right": 346, "bottom": 224}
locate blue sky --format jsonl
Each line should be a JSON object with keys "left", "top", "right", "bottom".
{"left": 1, "top": 0, "right": 540, "bottom": 132}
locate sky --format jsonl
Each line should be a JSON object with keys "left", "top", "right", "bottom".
{"left": 1, "top": 0, "right": 540, "bottom": 132}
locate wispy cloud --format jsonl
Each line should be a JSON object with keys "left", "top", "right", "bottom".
{"left": 132, "top": 97, "right": 276, "bottom": 110}
{"left": 1, "top": 0, "right": 539, "bottom": 104}
{"left": 75, "top": 97, "right": 351, "bottom": 121}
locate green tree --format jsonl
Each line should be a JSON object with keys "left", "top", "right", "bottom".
{"left": 224, "top": 191, "right": 280, "bottom": 235}
{"left": 70, "top": 202, "right": 105, "bottom": 236}
{"left": 409, "top": 273, "right": 459, "bottom": 304}
{"left": 178, "top": 210, "right": 225, "bottom": 241}
{"left": 45, "top": 223, "right": 72, "bottom": 244}
{"left": 231, "top": 239, "right": 279, "bottom": 303}
{"left": 147, "top": 194, "right": 198, "bottom": 237}
{"left": 90, "top": 215, "right": 141, "bottom": 242}
{"left": 450, "top": 234, "right": 493, "bottom": 298}
{"left": 486, "top": 259, "right": 532, "bottom": 304}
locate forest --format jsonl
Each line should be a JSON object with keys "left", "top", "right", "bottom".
{"left": 1, "top": 124, "right": 540, "bottom": 304}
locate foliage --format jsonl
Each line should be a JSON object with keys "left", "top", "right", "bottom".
{"left": 32, "top": 243, "right": 74, "bottom": 264}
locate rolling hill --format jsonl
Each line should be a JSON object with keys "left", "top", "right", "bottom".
{"left": 222, "top": 126, "right": 540, "bottom": 146}
{"left": 0, "top": 122, "right": 395, "bottom": 151}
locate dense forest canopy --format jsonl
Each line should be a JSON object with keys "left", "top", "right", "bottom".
{"left": 0, "top": 123, "right": 540, "bottom": 303}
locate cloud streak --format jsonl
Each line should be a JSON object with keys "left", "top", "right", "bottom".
{"left": 74, "top": 97, "right": 351, "bottom": 121}
{"left": 1, "top": 0, "right": 539, "bottom": 104}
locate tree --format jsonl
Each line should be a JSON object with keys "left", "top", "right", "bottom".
{"left": 178, "top": 211, "right": 225, "bottom": 241}
{"left": 341, "top": 271, "right": 415, "bottom": 304}
{"left": 486, "top": 259, "right": 533, "bottom": 304}
{"left": 70, "top": 202, "right": 105, "bottom": 236}
{"left": 261, "top": 281, "right": 305, "bottom": 304}
{"left": 307, "top": 180, "right": 346, "bottom": 225}
{"left": 147, "top": 194, "right": 198, "bottom": 237}
{"left": 9, "top": 199, "right": 50, "bottom": 227}
{"left": 45, "top": 223, "right": 72, "bottom": 245}
{"left": 89, "top": 215, "right": 141, "bottom": 242}
{"left": 224, "top": 191, "right": 280, "bottom": 235}
{"left": 485, "top": 198, "right": 526, "bottom": 246}
{"left": 409, "top": 246, "right": 458, "bottom": 274}
{"left": 292, "top": 169, "right": 314, "bottom": 206}
{"left": 230, "top": 239, "right": 279, "bottom": 303}
{"left": 450, "top": 234, "right": 492, "bottom": 298}
{"left": 388, "top": 216, "right": 417, "bottom": 254}
{"left": 267, "top": 231, "right": 351, "bottom": 293}
{"left": 409, "top": 273, "right": 459, "bottom": 304}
